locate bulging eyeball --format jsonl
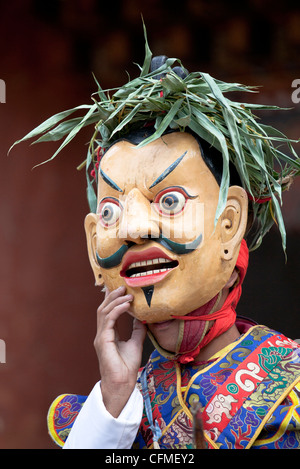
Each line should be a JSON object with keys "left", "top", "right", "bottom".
{"left": 98, "top": 197, "right": 122, "bottom": 227}
{"left": 154, "top": 187, "right": 190, "bottom": 216}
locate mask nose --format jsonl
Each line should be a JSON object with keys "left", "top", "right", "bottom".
{"left": 119, "top": 188, "right": 160, "bottom": 243}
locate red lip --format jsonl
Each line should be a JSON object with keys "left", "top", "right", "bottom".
{"left": 122, "top": 247, "right": 173, "bottom": 271}
{"left": 121, "top": 246, "right": 177, "bottom": 288}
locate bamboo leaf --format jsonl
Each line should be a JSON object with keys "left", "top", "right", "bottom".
{"left": 33, "top": 103, "right": 97, "bottom": 167}
{"left": 200, "top": 72, "right": 232, "bottom": 112}
{"left": 85, "top": 146, "right": 97, "bottom": 213}
{"left": 9, "top": 104, "right": 91, "bottom": 153}
{"left": 33, "top": 114, "right": 99, "bottom": 143}
{"left": 137, "top": 98, "right": 184, "bottom": 147}
{"left": 110, "top": 103, "right": 142, "bottom": 138}
{"left": 161, "top": 72, "right": 186, "bottom": 93}
{"left": 140, "top": 19, "right": 152, "bottom": 77}
{"left": 189, "top": 107, "right": 230, "bottom": 221}
{"left": 92, "top": 72, "right": 108, "bottom": 102}
{"left": 222, "top": 107, "right": 250, "bottom": 190}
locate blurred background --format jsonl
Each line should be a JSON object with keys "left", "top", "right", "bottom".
{"left": 0, "top": 0, "right": 299, "bottom": 448}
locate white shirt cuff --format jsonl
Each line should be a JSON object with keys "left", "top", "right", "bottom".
{"left": 63, "top": 381, "right": 143, "bottom": 449}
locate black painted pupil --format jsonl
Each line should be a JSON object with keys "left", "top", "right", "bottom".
{"left": 162, "top": 193, "right": 178, "bottom": 210}
{"left": 102, "top": 204, "right": 114, "bottom": 220}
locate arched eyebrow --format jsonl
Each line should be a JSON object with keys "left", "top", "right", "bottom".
{"left": 149, "top": 150, "right": 188, "bottom": 189}
{"left": 99, "top": 166, "right": 123, "bottom": 192}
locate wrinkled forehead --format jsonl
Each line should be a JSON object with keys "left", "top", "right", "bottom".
{"left": 98, "top": 132, "right": 211, "bottom": 197}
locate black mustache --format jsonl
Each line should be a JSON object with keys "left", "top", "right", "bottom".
{"left": 96, "top": 233, "right": 202, "bottom": 269}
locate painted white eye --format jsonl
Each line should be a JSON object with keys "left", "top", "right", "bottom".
{"left": 158, "top": 191, "right": 186, "bottom": 215}
{"left": 98, "top": 199, "right": 122, "bottom": 226}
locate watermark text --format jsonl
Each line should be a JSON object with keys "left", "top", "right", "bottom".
{"left": 98, "top": 198, "right": 205, "bottom": 248}
{"left": 0, "top": 79, "right": 5, "bottom": 103}
{"left": 291, "top": 79, "right": 300, "bottom": 104}
{"left": 0, "top": 339, "right": 6, "bottom": 363}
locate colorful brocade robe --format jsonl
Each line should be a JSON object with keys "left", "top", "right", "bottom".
{"left": 48, "top": 325, "right": 300, "bottom": 449}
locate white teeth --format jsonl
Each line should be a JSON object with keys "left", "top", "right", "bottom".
{"left": 129, "top": 267, "right": 170, "bottom": 278}
{"left": 127, "top": 257, "right": 175, "bottom": 278}
{"left": 127, "top": 257, "right": 170, "bottom": 270}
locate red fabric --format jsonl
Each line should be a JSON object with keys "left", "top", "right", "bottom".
{"left": 174, "top": 239, "right": 249, "bottom": 364}
{"left": 247, "top": 193, "right": 271, "bottom": 204}
{"left": 176, "top": 294, "right": 219, "bottom": 357}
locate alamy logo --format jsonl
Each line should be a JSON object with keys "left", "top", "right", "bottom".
{"left": 0, "top": 79, "right": 5, "bottom": 103}
{"left": 0, "top": 339, "right": 6, "bottom": 363}
{"left": 291, "top": 79, "right": 300, "bottom": 104}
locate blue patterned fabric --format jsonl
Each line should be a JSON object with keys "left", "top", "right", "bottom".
{"left": 47, "top": 325, "right": 300, "bottom": 449}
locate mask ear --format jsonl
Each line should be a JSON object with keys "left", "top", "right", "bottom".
{"left": 220, "top": 186, "right": 248, "bottom": 261}
{"left": 84, "top": 213, "right": 104, "bottom": 286}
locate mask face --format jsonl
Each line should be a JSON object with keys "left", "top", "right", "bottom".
{"left": 85, "top": 132, "right": 248, "bottom": 323}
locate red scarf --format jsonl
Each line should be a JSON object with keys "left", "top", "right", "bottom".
{"left": 173, "top": 239, "right": 249, "bottom": 364}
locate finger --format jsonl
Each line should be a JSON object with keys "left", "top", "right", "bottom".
{"left": 98, "top": 293, "right": 133, "bottom": 325}
{"left": 103, "top": 299, "right": 133, "bottom": 328}
{"left": 97, "top": 298, "right": 133, "bottom": 334}
{"left": 94, "top": 301, "right": 133, "bottom": 352}
{"left": 100, "top": 286, "right": 126, "bottom": 310}
{"left": 102, "top": 293, "right": 133, "bottom": 315}
{"left": 97, "top": 286, "right": 128, "bottom": 328}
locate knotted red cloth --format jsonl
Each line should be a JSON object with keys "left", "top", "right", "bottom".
{"left": 173, "top": 239, "right": 249, "bottom": 364}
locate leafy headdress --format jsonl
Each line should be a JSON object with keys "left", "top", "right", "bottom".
{"left": 11, "top": 28, "right": 299, "bottom": 253}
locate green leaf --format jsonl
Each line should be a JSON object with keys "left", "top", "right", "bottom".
{"left": 189, "top": 106, "right": 230, "bottom": 222}
{"left": 161, "top": 72, "right": 186, "bottom": 93}
{"left": 85, "top": 145, "right": 97, "bottom": 213}
{"left": 110, "top": 103, "right": 142, "bottom": 138}
{"left": 87, "top": 183, "right": 97, "bottom": 213}
{"left": 140, "top": 20, "right": 152, "bottom": 77}
{"left": 33, "top": 114, "right": 99, "bottom": 143}
{"left": 137, "top": 98, "right": 184, "bottom": 147}
{"left": 33, "top": 103, "right": 98, "bottom": 167}
{"left": 222, "top": 107, "right": 250, "bottom": 190}
{"left": 144, "top": 96, "right": 170, "bottom": 112}
{"left": 200, "top": 72, "right": 232, "bottom": 112}
{"left": 91, "top": 98, "right": 113, "bottom": 120}
{"left": 92, "top": 72, "right": 108, "bottom": 102}
{"left": 9, "top": 104, "right": 91, "bottom": 153}
{"left": 174, "top": 113, "right": 191, "bottom": 127}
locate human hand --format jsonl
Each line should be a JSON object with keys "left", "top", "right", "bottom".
{"left": 94, "top": 286, "right": 147, "bottom": 417}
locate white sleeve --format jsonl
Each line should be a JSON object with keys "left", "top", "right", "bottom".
{"left": 63, "top": 381, "right": 143, "bottom": 449}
